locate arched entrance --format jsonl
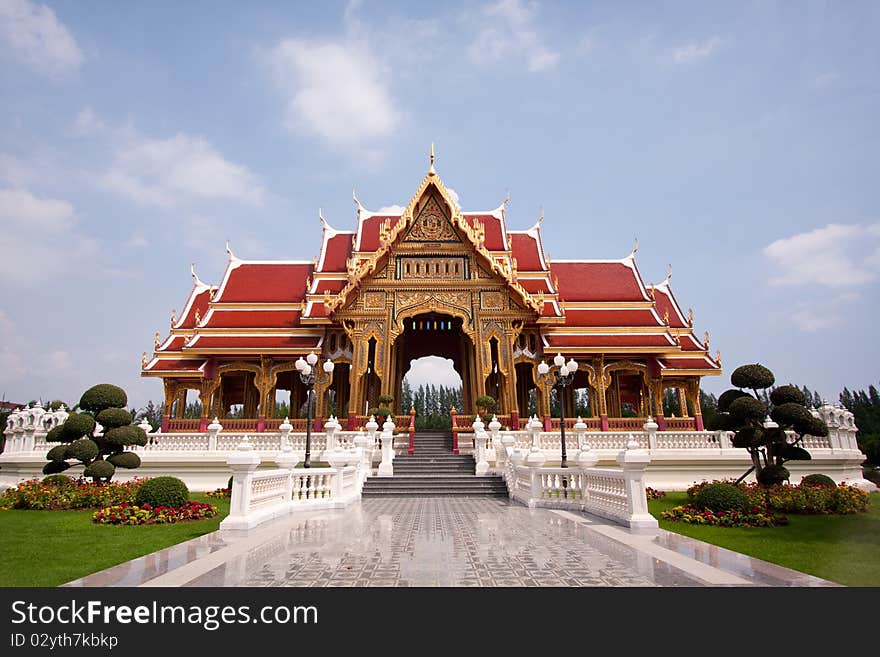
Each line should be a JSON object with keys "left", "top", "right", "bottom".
{"left": 389, "top": 312, "right": 477, "bottom": 415}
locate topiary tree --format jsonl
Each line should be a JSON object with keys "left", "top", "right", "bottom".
{"left": 43, "top": 383, "right": 147, "bottom": 483}
{"left": 710, "top": 365, "right": 829, "bottom": 486}
{"left": 475, "top": 395, "right": 496, "bottom": 414}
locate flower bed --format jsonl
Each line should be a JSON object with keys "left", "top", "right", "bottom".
{"left": 206, "top": 487, "right": 231, "bottom": 499}
{"left": 661, "top": 505, "right": 787, "bottom": 527}
{"left": 687, "top": 480, "right": 869, "bottom": 515}
{"left": 0, "top": 478, "right": 142, "bottom": 510}
{"left": 645, "top": 487, "right": 666, "bottom": 499}
{"left": 92, "top": 502, "right": 218, "bottom": 526}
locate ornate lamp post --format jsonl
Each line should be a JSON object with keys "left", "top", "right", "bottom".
{"left": 537, "top": 353, "right": 579, "bottom": 468}
{"left": 295, "top": 352, "right": 335, "bottom": 468}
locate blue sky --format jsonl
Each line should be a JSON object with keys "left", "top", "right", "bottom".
{"left": 0, "top": 0, "right": 878, "bottom": 410}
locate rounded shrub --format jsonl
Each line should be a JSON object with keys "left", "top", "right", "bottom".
{"left": 692, "top": 482, "right": 750, "bottom": 513}
{"left": 79, "top": 384, "right": 127, "bottom": 414}
{"left": 801, "top": 473, "right": 836, "bottom": 488}
{"left": 107, "top": 452, "right": 141, "bottom": 469}
{"left": 706, "top": 412, "right": 735, "bottom": 431}
{"left": 135, "top": 476, "right": 189, "bottom": 508}
{"left": 476, "top": 395, "right": 496, "bottom": 409}
{"left": 42, "top": 474, "right": 73, "bottom": 487}
{"left": 757, "top": 464, "right": 790, "bottom": 486}
{"left": 731, "top": 364, "right": 775, "bottom": 391}
{"left": 377, "top": 394, "right": 394, "bottom": 406}
{"left": 769, "top": 385, "right": 806, "bottom": 407}
{"left": 96, "top": 408, "right": 132, "bottom": 429}
{"left": 771, "top": 403, "right": 812, "bottom": 428}
{"left": 717, "top": 389, "right": 750, "bottom": 413}
{"left": 67, "top": 438, "right": 99, "bottom": 462}
{"left": 728, "top": 396, "right": 767, "bottom": 423}
{"left": 46, "top": 444, "right": 69, "bottom": 462}
{"left": 369, "top": 407, "right": 392, "bottom": 420}
{"left": 797, "top": 416, "right": 829, "bottom": 438}
{"left": 45, "top": 426, "right": 64, "bottom": 444}
{"left": 731, "top": 427, "right": 763, "bottom": 449}
{"left": 60, "top": 412, "right": 96, "bottom": 441}
{"left": 83, "top": 460, "right": 115, "bottom": 480}
{"left": 42, "top": 460, "right": 71, "bottom": 475}
{"left": 104, "top": 425, "right": 148, "bottom": 447}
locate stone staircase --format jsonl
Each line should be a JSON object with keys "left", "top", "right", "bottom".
{"left": 361, "top": 431, "right": 508, "bottom": 497}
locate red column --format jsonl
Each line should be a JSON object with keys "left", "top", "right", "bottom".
{"left": 656, "top": 416, "right": 667, "bottom": 431}
{"left": 600, "top": 415, "right": 609, "bottom": 431}
{"left": 510, "top": 411, "right": 520, "bottom": 430}
{"left": 347, "top": 412, "right": 356, "bottom": 431}
{"left": 199, "top": 417, "right": 208, "bottom": 432}
{"left": 451, "top": 407, "right": 459, "bottom": 455}
{"left": 314, "top": 417, "right": 324, "bottom": 431}
{"left": 694, "top": 414, "right": 704, "bottom": 431}
{"left": 257, "top": 416, "right": 266, "bottom": 433}
{"left": 543, "top": 415, "right": 551, "bottom": 431}
{"left": 161, "top": 415, "right": 170, "bottom": 432}
{"left": 408, "top": 407, "right": 416, "bottom": 455}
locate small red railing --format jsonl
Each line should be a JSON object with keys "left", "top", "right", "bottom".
{"left": 218, "top": 418, "right": 259, "bottom": 432}
{"left": 167, "top": 419, "right": 200, "bottom": 432}
{"left": 608, "top": 417, "right": 647, "bottom": 431}
{"left": 664, "top": 417, "right": 696, "bottom": 431}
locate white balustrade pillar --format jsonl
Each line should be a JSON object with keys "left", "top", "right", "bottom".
{"left": 616, "top": 442, "right": 659, "bottom": 532}
{"left": 227, "top": 436, "right": 261, "bottom": 519}
{"left": 527, "top": 415, "right": 542, "bottom": 452}
{"left": 643, "top": 416, "right": 658, "bottom": 450}
{"left": 474, "top": 429, "right": 489, "bottom": 475}
{"left": 717, "top": 430, "right": 731, "bottom": 449}
{"left": 378, "top": 417, "right": 395, "bottom": 477}
{"left": 208, "top": 417, "right": 223, "bottom": 452}
{"left": 325, "top": 415, "right": 339, "bottom": 452}
{"left": 488, "top": 415, "right": 501, "bottom": 452}
{"left": 278, "top": 416, "right": 292, "bottom": 452}
{"left": 366, "top": 415, "right": 378, "bottom": 447}
{"left": 497, "top": 430, "right": 515, "bottom": 469}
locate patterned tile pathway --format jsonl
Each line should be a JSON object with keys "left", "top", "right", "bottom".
{"left": 66, "top": 498, "right": 835, "bottom": 587}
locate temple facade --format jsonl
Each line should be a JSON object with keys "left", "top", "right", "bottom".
{"left": 142, "top": 156, "right": 721, "bottom": 433}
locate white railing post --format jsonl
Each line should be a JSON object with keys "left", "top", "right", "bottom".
{"left": 366, "top": 415, "right": 378, "bottom": 449}
{"left": 527, "top": 415, "right": 542, "bottom": 452}
{"left": 488, "top": 414, "right": 501, "bottom": 453}
{"left": 716, "top": 430, "right": 731, "bottom": 449}
{"left": 473, "top": 418, "right": 489, "bottom": 475}
{"left": 615, "top": 436, "right": 659, "bottom": 531}
{"left": 278, "top": 416, "right": 292, "bottom": 452}
{"left": 325, "top": 415, "right": 339, "bottom": 452}
{"left": 226, "top": 435, "right": 261, "bottom": 521}
{"left": 353, "top": 429, "right": 371, "bottom": 479}
{"left": 497, "top": 430, "right": 515, "bottom": 470}
{"left": 208, "top": 416, "right": 223, "bottom": 452}
{"left": 378, "top": 417, "right": 395, "bottom": 477}
{"left": 643, "top": 416, "right": 658, "bottom": 450}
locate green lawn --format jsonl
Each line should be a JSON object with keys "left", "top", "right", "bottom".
{"left": 649, "top": 491, "right": 880, "bottom": 586}
{"left": 0, "top": 493, "right": 230, "bottom": 587}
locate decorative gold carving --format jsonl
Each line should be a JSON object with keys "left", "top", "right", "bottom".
{"left": 363, "top": 291, "right": 386, "bottom": 310}
{"left": 663, "top": 309, "right": 670, "bottom": 325}
{"left": 170, "top": 309, "right": 176, "bottom": 326}
{"left": 688, "top": 308, "right": 694, "bottom": 327}
{"left": 405, "top": 196, "right": 459, "bottom": 242}
{"left": 154, "top": 332, "right": 161, "bottom": 347}
{"left": 481, "top": 291, "right": 505, "bottom": 310}
{"left": 398, "top": 257, "right": 466, "bottom": 280}
{"left": 142, "top": 351, "right": 148, "bottom": 367}
{"left": 703, "top": 331, "right": 710, "bottom": 349}
{"left": 716, "top": 349, "right": 722, "bottom": 365}
{"left": 194, "top": 310, "right": 201, "bottom": 325}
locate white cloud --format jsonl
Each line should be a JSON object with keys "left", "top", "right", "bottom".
{"left": 73, "top": 107, "right": 106, "bottom": 135}
{"left": 377, "top": 204, "right": 405, "bottom": 214}
{"left": 468, "top": 0, "right": 560, "bottom": 73}
{"left": 125, "top": 233, "right": 149, "bottom": 248}
{"left": 403, "top": 356, "right": 462, "bottom": 389}
{"left": 672, "top": 36, "right": 722, "bottom": 64}
{"left": 764, "top": 223, "right": 880, "bottom": 287}
{"left": 0, "top": 187, "right": 97, "bottom": 286}
{"left": 267, "top": 39, "right": 400, "bottom": 151}
{"left": 100, "top": 132, "right": 266, "bottom": 208}
{"left": 0, "top": 186, "right": 75, "bottom": 231}
{"left": 0, "top": 0, "right": 84, "bottom": 75}
{"left": 0, "top": 153, "right": 39, "bottom": 186}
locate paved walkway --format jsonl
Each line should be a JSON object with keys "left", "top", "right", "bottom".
{"left": 65, "top": 498, "right": 835, "bottom": 587}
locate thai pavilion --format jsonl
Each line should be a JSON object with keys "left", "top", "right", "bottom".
{"left": 142, "top": 154, "right": 721, "bottom": 434}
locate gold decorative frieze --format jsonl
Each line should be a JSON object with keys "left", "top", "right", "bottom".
{"left": 480, "top": 290, "right": 506, "bottom": 310}
{"left": 396, "top": 256, "right": 467, "bottom": 280}
{"left": 363, "top": 291, "right": 386, "bottom": 310}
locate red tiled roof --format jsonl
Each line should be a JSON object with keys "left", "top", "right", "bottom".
{"left": 313, "top": 279, "right": 345, "bottom": 294}
{"left": 464, "top": 213, "right": 506, "bottom": 251}
{"left": 217, "top": 263, "right": 312, "bottom": 303}
{"left": 157, "top": 336, "right": 188, "bottom": 352}
{"left": 357, "top": 215, "right": 402, "bottom": 252}
{"left": 562, "top": 309, "right": 663, "bottom": 328}
{"left": 544, "top": 334, "right": 674, "bottom": 348}
{"left": 319, "top": 232, "right": 353, "bottom": 272}
{"left": 145, "top": 359, "right": 206, "bottom": 372}
{"left": 551, "top": 261, "right": 649, "bottom": 302}
{"left": 510, "top": 233, "right": 545, "bottom": 271}
{"left": 651, "top": 284, "right": 687, "bottom": 328}
{"left": 678, "top": 333, "right": 706, "bottom": 352}
{"left": 187, "top": 336, "right": 322, "bottom": 350}
{"left": 519, "top": 278, "right": 551, "bottom": 294}
{"left": 176, "top": 288, "right": 214, "bottom": 329}
{"left": 202, "top": 310, "right": 302, "bottom": 329}
{"left": 661, "top": 357, "right": 719, "bottom": 370}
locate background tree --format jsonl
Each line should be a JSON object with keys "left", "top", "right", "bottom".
{"left": 710, "top": 364, "right": 828, "bottom": 485}
{"left": 135, "top": 400, "right": 163, "bottom": 432}
{"left": 44, "top": 384, "right": 147, "bottom": 482}
{"left": 840, "top": 383, "right": 880, "bottom": 465}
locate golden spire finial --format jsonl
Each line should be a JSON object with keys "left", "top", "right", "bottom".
{"left": 170, "top": 309, "right": 177, "bottom": 326}
{"left": 663, "top": 309, "right": 670, "bottom": 325}
{"left": 319, "top": 208, "right": 328, "bottom": 229}
{"left": 716, "top": 349, "right": 722, "bottom": 365}
{"left": 142, "top": 351, "right": 148, "bottom": 367}
{"left": 429, "top": 142, "right": 436, "bottom": 175}
{"left": 502, "top": 189, "right": 510, "bottom": 207}
{"left": 687, "top": 308, "right": 694, "bottom": 326}
{"left": 665, "top": 263, "right": 672, "bottom": 283}
{"left": 704, "top": 330, "right": 710, "bottom": 348}
{"left": 154, "top": 331, "right": 161, "bottom": 347}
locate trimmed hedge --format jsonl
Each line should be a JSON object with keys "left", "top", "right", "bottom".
{"left": 757, "top": 464, "right": 790, "bottom": 486}
{"left": 42, "top": 474, "right": 73, "bottom": 488}
{"left": 46, "top": 444, "right": 69, "bottom": 462}
{"left": 107, "top": 452, "right": 141, "bottom": 469}
{"left": 691, "top": 482, "right": 750, "bottom": 513}
{"left": 717, "top": 389, "right": 750, "bottom": 413}
{"left": 83, "top": 460, "right": 115, "bottom": 480}
{"left": 67, "top": 438, "right": 99, "bottom": 462}
{"left": 769, "top": 385, "right": 806, "bottom": 407}
{"left": 41, "top": 461, "right": 71, "bottom": 475}
{"left": 730, "top": 364, "right": 775, "bottom": 390}
{"left": 801, "top": 473, "right": 836, "bottom": 488}
{"left": 79, "top": 384, "right": 128, "bottom": 414}
{"left": 96, "top": 408, "right": 132, "bottom": 429}
{"left": 135, "top": 477, "right": 189, "bottom": 508}
{"left": 728, "top": 396, "right": 766, "bottom": 423}
{"left": 59, "top": 413, "right": 96, "bottom": 441}
{"left": 104, "top": 425, "right": 148, "bottom": 447}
